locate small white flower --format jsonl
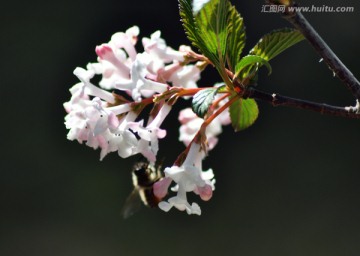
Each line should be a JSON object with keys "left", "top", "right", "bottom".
{"left": 104, "top": 111, "right": 140, "bottom": 159}
{"left": 73, "top": 67, "right": 115, "bottom": 104}
{"left": 142, "top": 31, "right": 184, "bottom": 72}
{"left": 158, "top": 185, "right": 201, "bottom": 215}
{"left": 178, "top": 110, "right": 203, "bottom": 146}
{"left": 88, "top": 104, "right": 140, "bottom": 160}
{"left": 115, "top": 53, "right": 168, "bottom": 101}
{"left": 64, "top": 108, "right": 89, "bottom": 143}
{"left": 110, "top": 26, "right": 139, "bottom": 61}
{"left": 95, "top": 44, "right": 130, "bottom": 76}
{"left": 63, "top": 82, "right": 91, "bottom": 114}
{"left": 90, "top": 44, "right": 131, "bottom": 90}
{"left": 87, "top": 27, "right": 140, "bottom": 90}
{"left": 127, "top": 104, "right": 172, "bottom": 162}
{"left": 178, "top": 108, "right": 222, "bottom": 150}
{"left": 157, "top": 143, "right": 215, "bottom": 215}
{"left": 169, "top": 64, "right": 200, "bottom": 89}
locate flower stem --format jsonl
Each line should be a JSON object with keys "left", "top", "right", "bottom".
{"left": 188, "top": 94, "right": 239, "bottom": 151}
{"left": 211, "top": 93, "right": 231, "bottom": 108}
{"left": 203, "top": 95, "right": 238, "bottom": 126}
{"left": 177, "top": 87, "right": 207, "bottom": 97}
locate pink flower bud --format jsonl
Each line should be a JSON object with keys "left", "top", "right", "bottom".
{"left": 153, "top": 177, "right": 172, "bottom": 199}
{"left": 197, "top": 184, "right": 213, "bottom": 201}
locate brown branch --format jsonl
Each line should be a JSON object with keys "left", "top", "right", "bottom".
{"left": 245, "top": 87, "right": 360, "bottom": 119}
{"left": 276, "top": 2, "right": 360, "bottom": 100}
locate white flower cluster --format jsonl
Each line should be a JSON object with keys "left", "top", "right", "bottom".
{"left": 64, "top": 26, "right": 200, "bottom": 161}
{"left": 64, "top": 26, "right": 230, "bottom": 216}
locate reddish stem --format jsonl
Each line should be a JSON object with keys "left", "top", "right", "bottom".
{"left": 211, "top": 93, "right": 231, "bottom": 108}
{"left": 177, "top": 87, "right": 207, "bottom": 97}
{"left": 185, "top": 94, "right": 239, "bottom": 154}
{"left": 203, "top": 95, "right": 238, "bottom": 127}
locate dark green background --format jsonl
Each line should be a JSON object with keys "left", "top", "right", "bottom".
{"left": 1, "top": 0, "right": 360, "bottom": 255}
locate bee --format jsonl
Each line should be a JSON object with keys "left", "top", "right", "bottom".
{"left": 121, "top": 158, "right": 164, "bottom": 219}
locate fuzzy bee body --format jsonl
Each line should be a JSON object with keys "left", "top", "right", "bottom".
{"left": 122, "top": 160, "right": 163, "bottom": 218}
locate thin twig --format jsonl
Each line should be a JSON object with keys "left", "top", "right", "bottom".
{"left": 280, "top": 3, "right": 360, "bottom": 100}
{"left": 245, "top": 87, "right": 360, "bottom": 118}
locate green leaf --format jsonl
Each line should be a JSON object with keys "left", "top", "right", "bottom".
{"left": 192, "top": 88, "right": 219, "bottom": 118}
{"left": 250, "top": 28, "right": 304, "bottom": 61}
{"left": 226, "top": 3, "right": 246, "bottom": 72}
{"left": 199, "top": 0, "right": 228, "bottom": 62}
{"left": 230, "top": 98, "right": 259, "bottom": 132}
{"left": 234, "top": 55, "right": 272, "bottom": 79}
{"left": 179, "top": 0, "right": 229, "bottom": 72}
{"left": 179, "top": 0, "right": 210, "bottom": 61}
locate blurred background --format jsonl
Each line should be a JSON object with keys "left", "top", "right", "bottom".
{"left": 1, "top": 0, "right": 360, "bottom": 255}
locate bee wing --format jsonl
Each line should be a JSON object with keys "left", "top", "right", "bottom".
{"left": 121, "top": 189, "right": 143, "bottom": 219}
